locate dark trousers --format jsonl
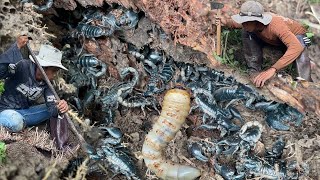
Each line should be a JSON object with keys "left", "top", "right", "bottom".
{"left": 242, "top": 30, "right": 312, "bottom": 81}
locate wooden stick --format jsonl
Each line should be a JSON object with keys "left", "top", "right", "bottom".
{"left": 26, "top": 42, "right": 91, "bottom": 153}
{"left": 216, "top": 9, "right": 222, "bottom": 56}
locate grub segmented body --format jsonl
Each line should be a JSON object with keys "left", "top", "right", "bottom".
{"left": 142, "top": 89, "right": 201, "bottom": 179}
{"left": 127, "top": 44, "right": 148, "bottom": 61}
{"left": 129, "top": 50, "right": 145, "bottom": 60}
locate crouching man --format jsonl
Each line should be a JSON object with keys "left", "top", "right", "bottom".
{"left": 221, "top": 1, "right": 313, "bottom": 87}
{"left": 0, "top": 35, "right": 69, "bottom": 135}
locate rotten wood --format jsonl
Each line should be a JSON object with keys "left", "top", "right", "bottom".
{"left": 52, "top": 0, "right": 320, "bottom": 115}
{"left": 267, "top": 76, "right": 320, "bottom": 116}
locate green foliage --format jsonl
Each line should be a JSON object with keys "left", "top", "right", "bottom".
{"left": 308, "top": 0, "right": 320, "bottom": 4}
{"left": 225, "top": 29, "right": 242, "bottom": 45}
{"left": 0, "top": 141, "right": 6, "bottom": 164}
{"left": 214, "top": 29, "right": 247, "bottom": 74}
{"left": 284, "top": 63, "right": 297, "bottom": 75}
{"left": 0, "top": 81, "right": 4, "bottom": 95}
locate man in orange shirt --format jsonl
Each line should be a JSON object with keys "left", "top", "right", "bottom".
{"left": 221, "top": 1, "right": 313, "bottom": 87}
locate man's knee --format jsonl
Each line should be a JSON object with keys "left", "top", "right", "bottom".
{"left": 0, "top": 110, "right": 25, "bottom": 132}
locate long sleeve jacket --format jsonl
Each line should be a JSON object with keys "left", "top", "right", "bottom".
{"left": 0, "top": 43, "right": 59, "bottom": 117}
{"left": 224, "top": 14, "right": 307, "bottom": 70}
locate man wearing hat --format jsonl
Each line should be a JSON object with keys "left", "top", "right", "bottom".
{"left": 220, "top": 0, "right": 313, "bottom": 87}
{"left": 0, "top": 35, "right": 69, "bottom": 132}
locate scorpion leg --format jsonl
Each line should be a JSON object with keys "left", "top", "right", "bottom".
{"left": 225, "top": 99, "right": 241, "bottom": 109}
{"left": 228, "top": 106, "right": 244, "bottom": 124}
{"left": 202, "top": 114, "right": 209, "bottom": 124}
{"left": 136, "top": 104, "right": 147, "bottom": 117}
{"left": 32, "top": 0, "right": 53, "bottom": 11}
{"left": 83, "top": 89, "right": 97, "bottom": 108}
{"left": 189, "top": 105, "right": 199, "bottom": 113}
{"left": 222, "top": 144, "right": 239, "bottom": 155}
{"left": 254, "top": 101, "right": 280, "bottom": 112}
{"left": 244, "top": 96, "right": 256, "bottom": 109}
{"left": 76, "top": 34, "right": 86, "bottom": 57}
{"left": 104, "top": 109, "right": 115, "bottom": 125}
{"left": 72, "top": 96, "right": 83, "bottom": 114}
{"left": 265, "top": 137, "right": 285, "bottom": 164}
{"left": 197, "top": 124, "right": 219, "bottom": 131}
{"left": 219, "top": 118, "right": 241, "bottom": 132}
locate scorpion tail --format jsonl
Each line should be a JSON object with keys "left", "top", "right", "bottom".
{"left": 142, "top": 89, "right": 201, "bottom": 180}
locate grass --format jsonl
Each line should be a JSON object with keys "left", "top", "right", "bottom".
{"left": 0, "top": 141, "right": 6, "bottom": 163}
{"left": 214, "top": 29, "right": 248, "bottom": 74}
{"left": 0, "top": 81, "right": 4, "bottom": 95}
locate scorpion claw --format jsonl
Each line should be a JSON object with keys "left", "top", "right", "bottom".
{"left": 99, "top": 126, "right": 123, "bottom": 139}
{"left": 265, "top": 116, "right": 290, "bottom": 131}
{"left": 188, "top": 143, "right": 209, "bottom": 162}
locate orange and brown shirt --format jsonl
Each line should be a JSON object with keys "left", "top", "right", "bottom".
{"left": 224, "top": 14, "right": 307, "bottom": 71}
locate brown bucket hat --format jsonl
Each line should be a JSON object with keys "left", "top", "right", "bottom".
{"left": 231, "top": 1, "right": 272, "bottom": 25}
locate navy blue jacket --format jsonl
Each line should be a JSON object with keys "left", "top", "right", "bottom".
{"left": 0, "top": 43, "right": 59, "bottom": 117}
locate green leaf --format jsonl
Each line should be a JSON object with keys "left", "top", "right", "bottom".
{"left": 0, "top": 141, "right": 6, "bottom": 163}
{"left": 213, "top": 53, "right": 224, "bottom": 62}
{"left": 306, "top": 32, "right": 314, "bottom": 38}
{"left": 0, "top": 81, "right": 4, "bottom": 95}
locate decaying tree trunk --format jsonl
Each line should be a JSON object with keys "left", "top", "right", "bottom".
{"left": 53, "top": 0, "right": 320, "bottom": 116}
{"left": 267, "top": 76, "right": 320, "bottom": 115}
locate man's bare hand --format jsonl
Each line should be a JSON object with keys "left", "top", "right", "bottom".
{"left": 56, "top": 100, "right": 69, "bottom": 114}
{"left": 253, "top": 68, "right": 276, "bottom": 87}
{"left": 215, "top": 16, "right": 226, "bottom": 26}
{"left": 17, "top": 35, "right": 29, "bottom": 49}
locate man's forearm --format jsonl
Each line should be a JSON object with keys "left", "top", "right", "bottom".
{"left": 272, "top": 44, "right": 304, "bottom": 70}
